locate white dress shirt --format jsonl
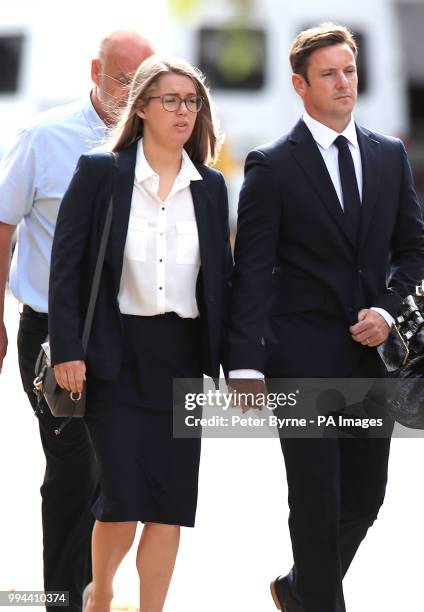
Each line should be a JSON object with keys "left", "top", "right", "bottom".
{"left": 118, "top": 139, "right": 202, "bottom": 318}
{"left": 0, "top": 97, "right": 105, "bottom": 312}
{"left": 302, "top": 110, "right": 363, "bottom": 209}
{"left": 230, "top": 112, "right": 393, "bottom": 380}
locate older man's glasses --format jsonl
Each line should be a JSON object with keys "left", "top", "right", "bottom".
{"left": 148, "top": 94, "right": 203, "bottom": 113}
{"left": 99, "top": 73, "right": 133, "bottom": 87}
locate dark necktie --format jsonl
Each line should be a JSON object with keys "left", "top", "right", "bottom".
{"left": 334, "top": 135, "right": 361, "bottom": 243}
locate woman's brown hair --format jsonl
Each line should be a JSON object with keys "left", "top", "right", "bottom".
{"left": 107, "top": 55, "right": 223, "bottom": 165}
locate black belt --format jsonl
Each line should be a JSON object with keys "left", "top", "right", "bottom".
{"left": 22, "top": 305, "right": 48, "bottom": 320}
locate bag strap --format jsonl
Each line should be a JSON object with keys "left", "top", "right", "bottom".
{"left": 81, "top": 152, "right": 116, "bottom": 352}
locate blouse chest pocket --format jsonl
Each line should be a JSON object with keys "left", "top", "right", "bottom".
{"left": 176, "top": 220, "right": 200, "bottom": 265}
{"left": 125, "top": 215, "right": 148, "bottom": 262}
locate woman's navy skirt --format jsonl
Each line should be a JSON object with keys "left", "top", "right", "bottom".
{"left": 85, "top": 312, "right": 203, "bottom": 527}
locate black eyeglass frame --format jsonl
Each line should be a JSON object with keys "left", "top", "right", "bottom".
{"left": 146, "top": 94, "right": 204, "bottom": 113}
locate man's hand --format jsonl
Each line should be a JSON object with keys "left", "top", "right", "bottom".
{"left": 0, "top": 320, "right": 7, "bottom": 373}
{"left": 54, "top": 361, "right": 86, "bottom": 394}
{"left": 227, "top": 378, "right": 268, "bottom": 413}
{"left": 350, "top": 309, "right": 390, "bottom": 347}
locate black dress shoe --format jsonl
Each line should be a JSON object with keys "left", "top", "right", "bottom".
{"left": 270, "top": 575, "right": 303, "bottom": 612}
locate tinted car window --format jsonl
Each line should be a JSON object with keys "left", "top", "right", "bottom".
{"left": 198, "top": 26, "right": 266, "bottom": 90}
{"left": 0, "top": 35, "right": 24, "bottom": 94}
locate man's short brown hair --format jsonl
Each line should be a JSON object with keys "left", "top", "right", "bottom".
{"left": 290, "top": 22, "right": 358, "bottom": 83}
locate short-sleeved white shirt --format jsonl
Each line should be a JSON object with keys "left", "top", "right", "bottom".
{"left": 0, "top": 97, "right": 105, "bottom": 312}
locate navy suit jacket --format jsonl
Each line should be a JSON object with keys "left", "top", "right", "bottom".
{"left": 49, "top": 140, "right": 233, "bottom": 380}
{"left": 228, "top": 119, "right": 424, "bottom": 377}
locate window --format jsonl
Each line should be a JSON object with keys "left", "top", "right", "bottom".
{"left": 198, "top": 26, "right": 266, "bottom": 91}
{"left": 0, "top": 35, "right": 24, "bottom": 94}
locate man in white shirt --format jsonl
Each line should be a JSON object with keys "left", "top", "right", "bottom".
{"left": 0, "top": 30, "right": 153, "bottom": 611}
{"left": 228, "top": 23, "right": 424, "bottom": 612}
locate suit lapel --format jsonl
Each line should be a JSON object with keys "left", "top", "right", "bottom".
{"left": 289, "top": 120, "right": 356, "bottom": 247}
{"left": 190, "top": 168, "right": 211, "bottom": 280}
{"left": 356, "top": 125, "right": 381, "bottom": 251}
{"left": 107, "top": 140, "right": 138, "bottom": 295}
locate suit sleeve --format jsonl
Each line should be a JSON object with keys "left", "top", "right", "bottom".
{"left": 228, "top": 149, "right": 282, "bottom": 371}
{"left": 374, "top": 141, "right": 424, "bottom": 317}
{"left": 49, "top": 154, "right": 106, "bottom": 365}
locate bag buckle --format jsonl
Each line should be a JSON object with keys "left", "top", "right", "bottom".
{"left": 33, "top": 376, "right": 44, "bottom": 393}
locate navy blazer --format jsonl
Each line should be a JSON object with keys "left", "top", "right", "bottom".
{"left": 228, "top": 119, "right": 424, "bottom": 376}
{"left": 49, "top": 140, "right": 233, "bottom": 380}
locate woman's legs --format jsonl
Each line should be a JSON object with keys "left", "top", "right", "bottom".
{"left": 86, "top": 520, "right": 138, "bottom": 612}
{"left": 136, "top": 522, "right": 181, "bottom": 612}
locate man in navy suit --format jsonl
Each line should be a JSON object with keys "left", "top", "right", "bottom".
{"left": 228, "top": 23, "right": 424, "bottom": 612}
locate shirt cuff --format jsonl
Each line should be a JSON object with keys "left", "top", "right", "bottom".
{"left": 229, "top": 369, "right": 264, "bottom": 379}
{"left": 370, "top": 307, "right": 395, "bottom": 328}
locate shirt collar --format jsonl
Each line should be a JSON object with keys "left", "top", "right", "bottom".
{"left": 135, "top": 138, "right": 203, "bottom": 185}
{"left": 82, "top": 93, "right": 107, "bottom": 138}
{"left": 180, "top": 148, "right": 203, "bottom": 183}
{"left": 302, "top": 110, "right": 358, "bottom": 150}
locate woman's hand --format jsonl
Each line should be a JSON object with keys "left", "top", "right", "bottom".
{"left": 54, "top": 361, "right": 86, "bottom": 394}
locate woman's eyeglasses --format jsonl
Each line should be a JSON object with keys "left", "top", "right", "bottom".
{"left": 147, "top": 94, "right": 203, "bottom": 113}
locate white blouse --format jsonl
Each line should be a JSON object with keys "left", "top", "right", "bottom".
{"left": 118, "top": 139, "right": 202, "bottom": 318}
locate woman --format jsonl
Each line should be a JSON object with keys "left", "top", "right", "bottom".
{"left": 48, "top": 56, "right": 232, "bottom": 612}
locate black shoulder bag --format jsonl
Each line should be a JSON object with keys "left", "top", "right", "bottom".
{"left": 33, "top": 153, "right": 115, "bottom": 435}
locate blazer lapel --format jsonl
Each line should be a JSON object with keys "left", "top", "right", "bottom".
{"left": 190, "top": 169, "right": 211, "bottom": 280}
{"left": 108, "top": 140, "right": 138, "bottom": 295}
{"left": 289, "top": 119, "right": 357, "bottom": 248}
{"left": 356, "top": 125, "right": 381, "bottom": 251}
